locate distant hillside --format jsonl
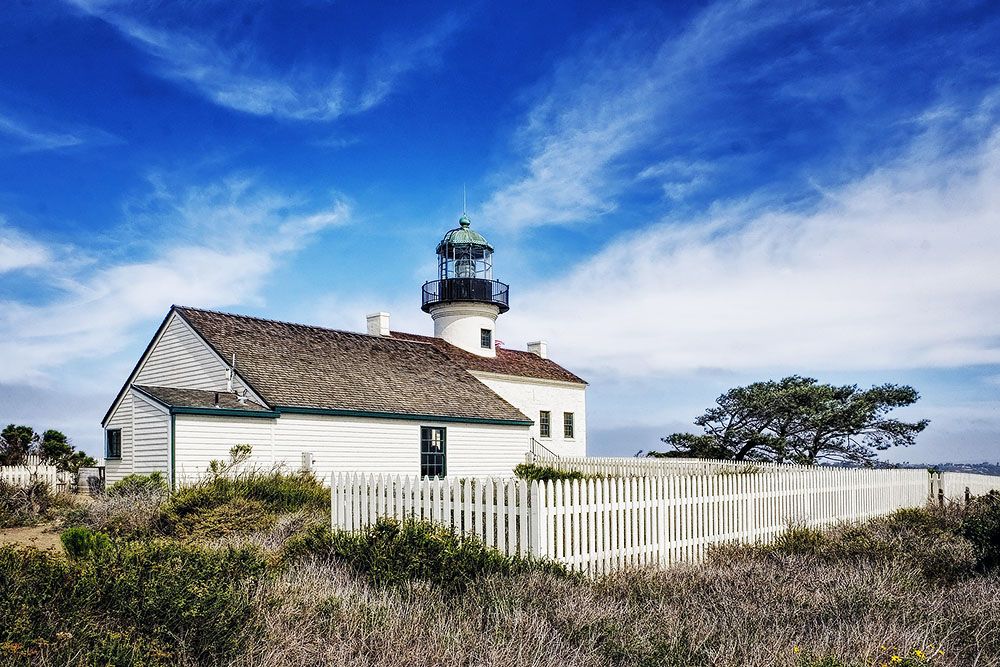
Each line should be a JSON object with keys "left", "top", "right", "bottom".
{"left": 893, "top": 461, "right": 1000, "bottom": 476}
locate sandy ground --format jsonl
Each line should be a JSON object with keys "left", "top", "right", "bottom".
{"left": 0, "top": 524, "right": 64, "bottom": 551}
{"left": 0, "top": 526, "right": 62, "bottom": 551}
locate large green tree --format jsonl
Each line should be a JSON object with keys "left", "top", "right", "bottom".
{"left": 650, "top": 376, "right": 929, "bottom": 466}
{"left": 0, "top": 424, "right": 96, "bottom": 472}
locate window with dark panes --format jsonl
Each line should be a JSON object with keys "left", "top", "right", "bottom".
{"left": 563, "top": 412, "right": 575, "bottom": 439}
{"left": 106, "top": 429, "right": 122, "bottom": 459}
{"left": 539, "top": 411, "right": 551, "bottom": 438}
{"left": 420, "top": 426, "right": 446, "bottom": 478}
{"left": 481, "top": 328, "right": 492, "bottom": 348}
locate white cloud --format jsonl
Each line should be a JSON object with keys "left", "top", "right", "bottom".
{"left": 502, "top": 125, "right": 1000, "bottom": 375}
{"left": 0, "top": 219, "right": 51, "bottom": 272}
{"left": 64, "top": 0, "right": 461, "bottom": 121}
{"left": 0, "top": 177, "right": 350, "bottom": 384}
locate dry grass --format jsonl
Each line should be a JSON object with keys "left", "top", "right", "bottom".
{"left": 70, "top": 487, "right": 168, "bottom": 536}
{"left": 11, "top": 479, "right": 997, "bottom": 667}
{"left": 229, "top": 554, "right": 1000, "bottom": 667}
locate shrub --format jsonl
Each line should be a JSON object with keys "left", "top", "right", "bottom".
{"left": 962, "top": 490, "right": 1000, "bottom": 571}
{"left": 106, "top": 472, "right": 168, "bottom": 497}
{"left": 160, "top": 471, "right": 327, "bottom": 538}
{"left": 514, "top": 463, "right": 586, "bottom": 482}
{"left": 0, "top": 539, "right": 270, "bottom": 665}
{"left": 285, "top": 518, "right": 568, "bottom": 594}
{"left": 709, "top": 506, "right": 978, "bottom": 581}
{"left": 69, "top": 486, "right": 168, "bottom": 538}
{"left": 0, "top": 480, "right": 72, "bottom": 528}
{"left": 172, "top": 498, "right": 277, "bottom": 538}
{"left": 61, "top": 526, "right": 111, "bottom": 559}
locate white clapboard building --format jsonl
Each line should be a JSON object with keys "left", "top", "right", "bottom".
{"left": 101, "top": 215, "right": 587, "bottom": 488}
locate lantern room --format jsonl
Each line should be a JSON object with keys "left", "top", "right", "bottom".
{"left": 436, "top": 214, "right": 494, "bottom": 279}
{"left": 422, "top": 214, "right": 509, "bottom": 314}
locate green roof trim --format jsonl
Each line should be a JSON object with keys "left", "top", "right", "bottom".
{"left": 169, "top": 407, "right": 281, "bottom": 419}
{"left": 275, "top": 405, "right": 533, "bottom": 426}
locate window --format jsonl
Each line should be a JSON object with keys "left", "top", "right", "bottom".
{"left": 106, "top": 429, "right": 122, "bottom": 459}
{"left": 481, "top": 328, "right": 492, "bottom": 349}
{"left": 539, "top": 411, "right": 551, "bottom": 438}
{"left": 420, "top": 426, "right": 446, "bottom": 478}
{"left": 564, "top": 412, "right": 575, "bottom": 439}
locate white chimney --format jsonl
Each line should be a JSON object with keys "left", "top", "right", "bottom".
{"left": 366, "top": 312, "right": 390, "bottom": 336}
{"left": 527, "top": 340, "right": 548, "bottom": 359}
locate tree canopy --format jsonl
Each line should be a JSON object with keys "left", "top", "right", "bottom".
{"left": 649, "top": 376, "right": 929, "bottom": 466}
{"left": 0, "top": 424, "right": 96, "bottom": 472}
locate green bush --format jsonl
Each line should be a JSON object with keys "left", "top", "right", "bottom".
{"left": 107, "top": 472, "right": 168, "bottom": 497}
{"left": 159, "top": 471, "right": 327, "bottom": 537}
{"left": 172, "top": 498, "right": 277, "bottom": 538}
{"left": 962, "top": 490, "right": 1000, "bottom": 571}
{"left": 514, "top": 463, "right": 586, "bottom": 482}
{"left": 60, "top": 526, "right": 111, "bottom": 559}
{"left": 0, "top": 539, "right": 270, "bottom": 665}
{"left": 285, "top": 518, "right": 568, "bottom": 594}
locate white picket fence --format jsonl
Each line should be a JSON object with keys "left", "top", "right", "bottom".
{"left": 0, "top": 455, "right": 73, "bottom": 489}
{"left": 531, "top": 455, "right": 819, "bottom": 477}
{"left": 939, "top": 472, "right": 1000, "bottom": 501}
{"left": 331, "top": 467, "right": 932, "bottom": 574}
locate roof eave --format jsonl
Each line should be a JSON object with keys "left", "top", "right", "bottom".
{"left": 275, "top": 405, "right": 533, "bottom": 426}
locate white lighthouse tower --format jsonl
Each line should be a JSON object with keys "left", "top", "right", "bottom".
{"left": 421, "top": 214, "right": 509, "bottom": 357}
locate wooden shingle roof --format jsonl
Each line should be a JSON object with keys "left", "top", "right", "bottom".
{"left": 173, "top": 306, "right": 531, "bottom": 424}
{"left": 133, "top": 385, "right": 273, "bottom": 413}
{"left": 391, "top": 332, "right": 587, "bottom": 385}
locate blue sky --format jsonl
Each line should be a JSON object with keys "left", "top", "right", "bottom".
{"left": 1, "top": 0, "right": 999, "bottom": 463}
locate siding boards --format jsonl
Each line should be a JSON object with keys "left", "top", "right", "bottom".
{"left": 132, "top": 393, "right": 169, "bottom": 476}
{"left": 174, "top": 415, "right": 275, "bottom": 484}
{"left": 472, "top": 372, "right": 586, "bottom": 456}
{"left": 275, "top": 415, "right": 418, "bottom": 478}
{"left": 136, "top": 314, "right": 243, "bottom": 392}
{"left": 104, "top": 392, "right": 134, "bottom": 484}
{"left": 445, "top": 423, "right": 528, "bottom": 477}
{"left": 171, "top": 413, "right": 530, "bottom": 483}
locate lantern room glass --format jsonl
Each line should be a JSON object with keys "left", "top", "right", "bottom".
{"left": 437, "top": 244, "right": 493, "bottom": 280}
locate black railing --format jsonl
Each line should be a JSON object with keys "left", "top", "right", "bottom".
{"left": 422, "top": 278, "right": 510, "bottom": 313}
{"left": 529, "top": 437, "right": 560, "bottom": 461}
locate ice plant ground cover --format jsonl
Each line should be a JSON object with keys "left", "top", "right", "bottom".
{"left": 0, "top": 470, "right": 998, "bottom": 666}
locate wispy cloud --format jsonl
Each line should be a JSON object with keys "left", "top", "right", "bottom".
{"left": 480, "top": 1, "right": 1000, "bottom": 230}
{"left": 0, "top": 219, "right": 51, "bottom": 272}
{"left": 504, "top": 115, "right": 1000, "bottom": 375}
{"left": 480, "top": 2, "right": 805, "bottom": 229}
{"left": 0, "top": 176, "right": 350, "bottom": 384}
{"left": 64, "top": 0, "right": 463, "bottom": 121}
{"left": 0, "top": 110, "right": 116, "bottom": 153}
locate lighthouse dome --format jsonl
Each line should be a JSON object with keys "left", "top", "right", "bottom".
{"left": 436, "top": 214, "right": 493, "bottom": 253}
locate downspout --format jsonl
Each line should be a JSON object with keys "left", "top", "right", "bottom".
{"left": 170, "top": 413, "right": 176, "bottom": 491}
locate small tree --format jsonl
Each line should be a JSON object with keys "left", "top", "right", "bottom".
{"left": 0, "top": 425, "right": 37, "bottom": 466}
{"left": 650, "top": 376, "right": 929, "bottom": 466}
{"left": 0, "top": 424, "right": 96, "bottom": 472}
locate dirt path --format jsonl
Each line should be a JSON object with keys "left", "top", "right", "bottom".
{"left": 0, "top": 524, "right": 63, "bottom": 552}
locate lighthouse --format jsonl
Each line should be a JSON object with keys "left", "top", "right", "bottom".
{"left": 421, "top": 214, "right": 509, "bottom": 357}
